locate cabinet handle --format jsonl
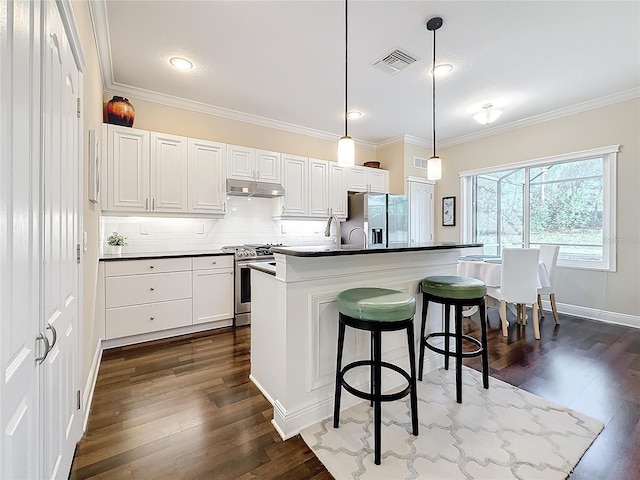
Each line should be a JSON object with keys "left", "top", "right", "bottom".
{"left": 257, "top": 170, "right": 260, "bottom": 180}
{"left": 212, "top": 261, "right": 217, "bottom": 265}
{"left": 36, "top": 332, "right": 51, "bottom": 365}
{"left": 46, "top": 323, "right": 58, "bottom": 349}
{"left": 152, "top": 198, "right": 155, "bottom": 210}
{"left": 282, "top": 205, "right": 284, "bottom": 214}
{"left": 145, "top": 198, "right": 149, "bottom": 210}
{"left": 150, "top": 287, "right": 155, "bottom": 291}
{"left": 149, "top": 265, "right": 155, "bottom": 269}
{"left": 223, "top": 202, "right": 226, "bottom": 213}
{"left": 150, "top": 317, "right": 155, "bottom": 321}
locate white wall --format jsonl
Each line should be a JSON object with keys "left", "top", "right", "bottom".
{"left": 100, "top": 197, "right": 332, "bottom": 254}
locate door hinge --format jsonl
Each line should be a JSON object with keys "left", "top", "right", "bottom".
{"left": 76, "top": 244, "right": 81, "bottom": 264}
{"left": 77, "top": 390, "right": 81, "bottom": 410}
{"left": 76, "top": 98, "right": 81, "bottom": 118}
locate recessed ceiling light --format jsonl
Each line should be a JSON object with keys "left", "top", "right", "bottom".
{"left": 347, "top": 111, "right": 362, "bottom": 119}
{"left": 432, "top": 63, "right": 453, "bottom": 77}
{"left": 170, "top": 57, "right": 193, "bottom": 71}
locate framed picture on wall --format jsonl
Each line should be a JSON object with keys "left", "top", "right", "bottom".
{"left": 442, "top": 196, "right": 455, "bottom": 226}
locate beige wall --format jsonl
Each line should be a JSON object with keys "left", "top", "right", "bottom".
{"left": 102, "top": 94, "right": 376, "bottom": 163}
{"left": 74, "top": 1, "right": 105, "bottom": 388}
{"left": 404, "top": 143, "right": 432, "bottom": 189}
{"left": 435, "top": 98, "right": 640, "bottom": 317}
{"left": 376, "top": 142, "right": 404, "bottom": 193}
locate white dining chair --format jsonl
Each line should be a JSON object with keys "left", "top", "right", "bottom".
{"left": 486, "top": 248, "right": 541, "bottom": 339}
{"left": 537, "top": 245, "right": 560, "bottom": 325}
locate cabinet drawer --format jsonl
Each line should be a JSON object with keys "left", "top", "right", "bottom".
{"left": 192, "top": 255, "right": 234, "bottom": 271}
{"left": 105, "top": 299, "right": 192, "bottom": 339}
{"left": 105, "top": 257, "right": 191, "bottom": 277}
{"left": 106, "top": 271, "right": 192, "bottom": 308}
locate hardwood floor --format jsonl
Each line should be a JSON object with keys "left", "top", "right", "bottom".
{"left": 71, "top": 311, "right": 640, "bottom": 480}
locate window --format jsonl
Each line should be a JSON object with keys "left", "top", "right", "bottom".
{"left": 460, "top": 145, "right": 618, "bottom": 271}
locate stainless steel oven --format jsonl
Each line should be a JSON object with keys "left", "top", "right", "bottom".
{"left": 222, "top": 245, "right": 279, "bottom": 326}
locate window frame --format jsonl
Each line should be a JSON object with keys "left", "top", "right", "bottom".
{"left": 459, "top": 145, "right": 619, "bottom": 272}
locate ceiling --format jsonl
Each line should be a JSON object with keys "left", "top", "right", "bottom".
{"left": 90, "top": 1, "right": 640, "bottom": 147}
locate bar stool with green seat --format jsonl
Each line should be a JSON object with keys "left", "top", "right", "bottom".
{"left": 418, "top": 275, "right": 489, "bottom": 403}
{"left": 333, "top": 287, "right": 419, "bottom": 466}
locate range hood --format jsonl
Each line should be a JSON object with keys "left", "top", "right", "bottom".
{"left": 226, "top": 179, "right": 285, "bottom": 198}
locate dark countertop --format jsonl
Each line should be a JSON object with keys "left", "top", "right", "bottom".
{"left": 100, "top": 250, "right": 232, "bottom": 262}
{"left": 270, "top": 242, "right": 482, "bottom": 258}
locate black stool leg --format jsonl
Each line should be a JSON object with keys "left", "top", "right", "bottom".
{"left": 444, "top": 304, "right": 451, "bottom": 370}
{"left": 406, "top": 323, "right": 419, "bottom": 436}
{"left": 373, "top": 329, "right": 382, "bottom": 465}
{"left": 418, "top": 293, "right": 428, "bottom": 381}
{"left": 455, "top": 305, "right": 463, "bottom": 404}
{"left": 370, "top": 332, "right": 374, "bottom": 407}
{"left": 333, "top": 319, "right": 346, "bottom": 428}
{"left": 479, "top": 298, "right": 489, "bottom": 389}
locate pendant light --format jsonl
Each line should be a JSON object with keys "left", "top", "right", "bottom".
{"left": 426, "top": 17, "right": 443, "bottom": 181}
{"left": 337, "top": 0, "right": 354, "bottom": 166}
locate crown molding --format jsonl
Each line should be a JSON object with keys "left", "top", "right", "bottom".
{"left": 439, "top": 87, "right": 640, "bottom": 148}
{"left": 88, "top": 0, "right": 112, "bottom": 90}
{"left": 376, "top": 134, "right": 432, "bottom": 150}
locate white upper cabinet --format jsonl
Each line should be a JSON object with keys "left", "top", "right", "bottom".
{"left": 151, "top": 132, "right": 188, "bottom": 213}
{"left": 329, "top": 163, "right": 348, "bottom": 218}
{"left": 188, "top": 139, "right": 226, "bottom": 214}
{"left": 256, "top": 149, "right": 281, "bottom": 183}
{"left": 346, "top": 165, "right": 389, "bottom": 193}
{"left": 104, "top": 124, "right": 225, "bottom": 216}
{"left": 279, "top": 154, "right": 308, "bottom": 216}
{"left": 308, "top": 158, "right": 329, "bottom": 217}
{"left": 227, "top": 145, "right": 281, "bottom": 183}
{"left": 106, "top": 124, "right": 150, "bottom": 212}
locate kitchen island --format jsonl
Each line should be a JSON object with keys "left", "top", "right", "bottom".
{"left": 249, "top": 242, "right": 481, "bottom": 440}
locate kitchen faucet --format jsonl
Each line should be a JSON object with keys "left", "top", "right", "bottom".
{"left": 324, "top": 213, "right": 342, "bottom": 247}
{"left": 348, "top": 227, "right": 368, "bottom": 249}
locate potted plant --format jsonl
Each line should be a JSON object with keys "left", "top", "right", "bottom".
{"left": 106, "top": 232, "right": 127, "bottom": 255}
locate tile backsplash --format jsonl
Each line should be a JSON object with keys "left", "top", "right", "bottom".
{"left": 100, "top": 197, "right": 333, "bottom": 254}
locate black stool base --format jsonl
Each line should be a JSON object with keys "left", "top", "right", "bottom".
{"left": 333, "top": 313, "right": 418, "bottom": 466}
{"left": 418, "top": 292, "right": 489, "bottom": 404}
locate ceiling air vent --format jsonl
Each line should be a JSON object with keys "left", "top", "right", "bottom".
{"left": 414, "top": 156, "right": 428, "bottom": 169}
{"left": 371, "top": 47, "right": 419, "bottom": 75}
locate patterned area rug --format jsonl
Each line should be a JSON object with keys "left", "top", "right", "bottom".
{"left": 301, "top": 367, "right": 603, "bottom": 479}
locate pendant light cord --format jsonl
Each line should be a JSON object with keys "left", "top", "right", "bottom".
{"left": 432, "top": 27, "right": 436, "bottom": 158}
{"left": 344, "top": 0, "right": 348, "bottom": 137}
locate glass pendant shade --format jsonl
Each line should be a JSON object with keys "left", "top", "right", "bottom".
{"left": 473, "top": 107, "right": 503, "bottom": 125}
{"left": 427, "top": 155, "right": 442, "bottom": 181}
{"left": 337, "top": 135, "right": 355, "bottom": 166}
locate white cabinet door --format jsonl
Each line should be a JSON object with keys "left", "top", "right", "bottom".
{"left": 227, "top": 145, "right": 255, "bottom": 180}
{"left": 192, "top": 269, "right": 234, "bottom": 325}
{"left": 151, "top": 132, "right": 188, "bottom": 213}
{"left": 368, "top": 168, "right": 388, "bottom": 193}
{"left": 280, "top": 154, "right": 308, "bottom": 216}
{"left": 188, "top": 139, "right": 226, "bottom": 214}
{"left": 409, "top": 180, "right": 434, "bottom": 245}
{"left": 256, "top": 149, "right": 281, "bottom": 183}
{"left": 347, "top": 166, "right": 368, "bottom": 192}
{"left": 308, "top": 158, "right": 329, "bottom": 217}
{"left": 106, "top": 124, "right": 150, "bottom": 211}
{"left": 329, "top": 163, "right": 347, "bottom": 217}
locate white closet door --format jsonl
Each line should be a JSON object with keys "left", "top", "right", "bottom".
{"left": 41, "top": 2, "right": 82, "bottom": 478}
{"left": 0, "top": 1, "right": 42, "bottom": 479}
{"left": 409, "top": 180, "right": 434, "bottom": 245}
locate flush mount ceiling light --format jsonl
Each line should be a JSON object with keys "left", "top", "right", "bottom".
{"left": 432, "top": 63, "right": 453, "bottom": 77}
{"left": 347, "top": 110, "right": 362, "bottom": 119}
{"left": 426, "top": 17, "right": 443, "bottom": 181}
{"left": 337, "top": 0, "right": 355, "bottom": 167}
{"left": 170, "top": 57, "right": 193, "bottom": 71}
{"left": 473, "top": 104, "right": 503, "bottom": 124}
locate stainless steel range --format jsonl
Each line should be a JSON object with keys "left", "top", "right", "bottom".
{"left": 221, "top": 244, "right": 281, "bottom": 326}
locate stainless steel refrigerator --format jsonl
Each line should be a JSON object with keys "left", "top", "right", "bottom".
{"left": 342, "top": 192, "right": 409, "bottom": 248}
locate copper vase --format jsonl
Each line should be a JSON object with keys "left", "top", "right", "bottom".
{"left": 106, "top": 96, "right": 135, "bottom": 127}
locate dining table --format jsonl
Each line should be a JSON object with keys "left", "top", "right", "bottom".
{"left": 456, "top": 254, "right": 551, "bottom": 318}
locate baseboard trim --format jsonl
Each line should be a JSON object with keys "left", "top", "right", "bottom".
{"left": 540, "top": 299, "right": 640, "bottom": 329}
{"left": 249, "top": 374, "right": 275, "bottom": 406}
{"left": 82, "top": 338, "right": 103, "bottom": 433}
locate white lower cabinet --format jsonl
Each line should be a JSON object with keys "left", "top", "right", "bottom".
{"left": 102, "top": 255, "right": 234, "bottom": 341}
{"left": 192, "top": 255, "right": 234, "bottom": 326}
